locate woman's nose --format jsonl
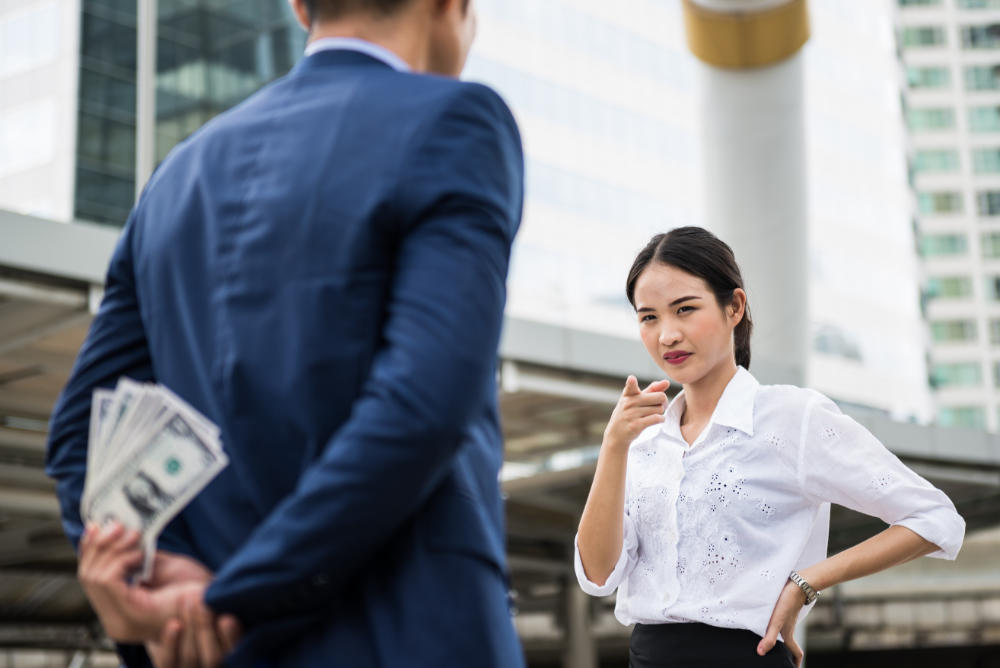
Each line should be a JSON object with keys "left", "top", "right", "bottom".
{"left": 659, "top": 326, "right": 681, "bottom": 347}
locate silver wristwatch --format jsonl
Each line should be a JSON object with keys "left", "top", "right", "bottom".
{"left": 788, "top": 570, "right": 820, "bottom": 604}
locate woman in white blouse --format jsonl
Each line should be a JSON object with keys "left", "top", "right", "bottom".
{"left": 575, "top": 227, "right": 966, "bottom": 668}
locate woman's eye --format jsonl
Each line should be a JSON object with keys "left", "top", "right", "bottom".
{"left": 640, "top": 314, "right": 656, "bottom": 323}
{"left": 677, "top": 306, "right": 695, "bottom": 314}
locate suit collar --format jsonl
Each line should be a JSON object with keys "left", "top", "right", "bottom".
{"left": 304, "top": 37, "right": 410, "bottom": 72}
{"left": 293, "top": 48, "right": 399, "bottom": 76}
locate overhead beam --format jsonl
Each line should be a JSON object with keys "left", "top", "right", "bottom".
{"left": 0, "top": 426, "right": 47, "bottom": 455}
{"left": 0, "top": 388, "right": 58, "bottom": 420}
{"left": 0, "top": 310, "right": 91, "bottom": 357}
{"left": 0, "top": 210, "right": 119, "bottom": 285}
{"left": 0, "top": 488, "right": 61, "bottom": 520}
{"left": 504, "top": 465, "right": 596, "bottom": 497}
{"left": 0, "top": 463, "right": 55, "bottom": 491}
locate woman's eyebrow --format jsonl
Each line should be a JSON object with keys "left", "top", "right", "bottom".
{"left": 669, "top": 296, "right": 700, "bottom": 307}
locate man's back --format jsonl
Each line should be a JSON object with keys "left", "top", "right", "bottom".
{"left": 48, "top": 47, "right": 525, "bottom": 667}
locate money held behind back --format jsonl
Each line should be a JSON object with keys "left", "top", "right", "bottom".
{"left": 84, "top": 379, "right": 227, "bottom": 580}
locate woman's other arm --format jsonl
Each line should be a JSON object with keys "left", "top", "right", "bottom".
{"left": 758, "top": 393, "right": 966, "bottom": 665}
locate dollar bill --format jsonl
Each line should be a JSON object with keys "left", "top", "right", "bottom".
{"left": 84, "top": 388, "right": 116, "bottom": 507}
{"left": 84, "top": 380, "right": 227, "bottom": 580}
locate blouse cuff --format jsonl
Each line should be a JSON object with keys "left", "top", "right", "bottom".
{"left": 894, "top": 510, "right": 966, "bottom": 561}
{"left": 573, "top": 517, "right": 637, "bottom": 597}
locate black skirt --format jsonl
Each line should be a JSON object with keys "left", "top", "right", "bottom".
{"left": 629, "top": 622, "right": 796, "bottom": 668}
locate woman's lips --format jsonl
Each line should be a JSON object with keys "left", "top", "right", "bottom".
{"left": 663, "top": 352, "right": 692, "bottom": 365}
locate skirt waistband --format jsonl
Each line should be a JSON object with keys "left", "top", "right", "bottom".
{"left": 629, "top": 623, "right": 794, "bottom": 668}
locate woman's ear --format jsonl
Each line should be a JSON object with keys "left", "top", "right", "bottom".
{"left": 729, "top": 288, "right": 747, "bottom": 324}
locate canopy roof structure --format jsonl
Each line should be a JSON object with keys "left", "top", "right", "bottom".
{"left": 1, "top": 211, "right": 999, "bottom": 664}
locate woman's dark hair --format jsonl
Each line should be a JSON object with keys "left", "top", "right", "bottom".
{"left": 626, "top": 226, "right": 753, "bottom": 369}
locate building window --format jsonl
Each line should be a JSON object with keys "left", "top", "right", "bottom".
{"left": 984, "top": 232, "right": 1000, "bottom": 258}
{"left": 74, "top": 0, "right": 306, "bottom": 225}
{"left": 959, "top": 0, "right": 1000, "bottom": 7}
{"left": 994, "top": 361, "right": 1000, "bottom": 386}
{"left": 973, "top": 148, "right": 1000, "bottom": 173}
{"left": 908, "top": 107, "right": 956, "bottom": 131}
{"left": 908, "top": 66, "right": 951, "bottom": 89}
{"left": 991, "top": 320, "right": 1000, "bottom": 344}
{"left": 987, "top": 275, "right": 1000, "bottom": 300}
{"left": 977, "top": 190, "right": 1000, "bottom": 215}
{"left": 902, "top": 26, "right": 946, "bottom": 47}
{"left": 932, "top": 362, "right": 983, "bottom": 387}
{"left": 915, "top": 149, "right": 960, "bottom": 172}
{"left": 918, "top": 191, "right": 963, "bottom": 213}
{"left": 970, "top": 106, "right": 1000, "bottom": 132}
{"left": 900, "top": 0, "right": 942, "bottom": 4}
{"left": 931, "top": 320, "right": 978, "bottom": 342}
{"left": 926, "top": 276, "right": 974, "bottom": 298}
{"left": 961, "top": 24, "right": 1000, "bottom": 49}
{"left": 921, "top": 233, "right": 968, "bottom": 256}
{"left": 938, "top": 406, "right": 986, "bottom": 429}
{"left": 965, "top": 65, "right": 1000, "bottom": 90}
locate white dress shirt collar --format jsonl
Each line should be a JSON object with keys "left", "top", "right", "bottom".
{"left": 304, "top": 37, "right": 411, "bottom": 72}
{"left": 639, "top": 366, "right": 759, "bottom": 446}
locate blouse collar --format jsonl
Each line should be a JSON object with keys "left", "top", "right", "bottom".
{"left": 637, "top": 366, "right": 759, "bottom": 446}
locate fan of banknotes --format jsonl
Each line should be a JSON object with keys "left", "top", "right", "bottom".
{"left": 82, "top": 378, "right": 228, "bottom": 580}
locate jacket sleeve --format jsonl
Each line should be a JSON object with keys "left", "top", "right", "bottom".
{"left": 44, "top": 211, "right": 197, "bottom": 560}
{"left": 204, "top": 83, "right": 524, "bottom": 622}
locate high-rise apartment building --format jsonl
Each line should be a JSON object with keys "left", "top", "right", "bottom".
{"left": 899, "top": 0, "right": 1000, "bottom": 430}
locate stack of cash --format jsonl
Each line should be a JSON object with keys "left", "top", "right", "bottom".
{"left": 82, "top": 378, "right": 228, "bottom": 579}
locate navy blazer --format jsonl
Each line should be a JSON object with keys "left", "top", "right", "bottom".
{"left": 46, "top": 50, "right": 525, "bottom": 667}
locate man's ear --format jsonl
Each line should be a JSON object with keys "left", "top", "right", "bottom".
{"left": 288, "top": 0, "right": 312, "bottom": 31}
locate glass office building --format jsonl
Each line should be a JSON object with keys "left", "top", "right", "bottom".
{"left": 75, "top": 0, "right": 305, "bottom": 224}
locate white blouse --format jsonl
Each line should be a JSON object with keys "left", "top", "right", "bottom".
{"left": 574, "top": 367, "right": 965, "bottom": 637}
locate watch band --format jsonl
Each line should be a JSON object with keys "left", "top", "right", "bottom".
{"left": 789, "top": 570, "right": 820, "bottom": 604}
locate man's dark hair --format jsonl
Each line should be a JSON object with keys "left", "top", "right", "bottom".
{"left": 302, "top": 0, "right": 469, "bottom": 21}
{"left": 302, "top": 0, "right": 414, "bottom": 21}
{"left": 626, "top": 226, "right": 754, "bottom": 370}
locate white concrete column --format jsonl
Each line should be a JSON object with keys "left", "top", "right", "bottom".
{"left": 136, "top": 0, "right": 158, "bottom": 200}
{"left": 683, "top": 0, "right": 811, "bottom": 386}
{"left": 562, "top": 580, "right": 597, "bottom": 668}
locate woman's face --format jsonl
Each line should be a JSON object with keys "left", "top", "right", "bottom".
{"left": 633, "top": 262, "right": 744, "bottom": 385}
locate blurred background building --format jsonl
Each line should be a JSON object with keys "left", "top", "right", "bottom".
{"left": 898, "top": 0, "right": 1000, "bottom": 432}
{"left": 0, "top": 0, "right": 998, "bottom": 666}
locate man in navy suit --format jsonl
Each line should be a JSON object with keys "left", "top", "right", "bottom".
{"left": 46, "top": 0, "right": 525, "bottom": 665}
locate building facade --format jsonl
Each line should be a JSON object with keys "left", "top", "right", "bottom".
{"left": 0, "top": 0, "right": 932, "bottom": 419}
{"left": 899, "top": 0, "right": 1000, "bottom": 431}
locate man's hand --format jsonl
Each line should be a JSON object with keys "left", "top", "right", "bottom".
{"left": 757, "top": 580, "right": 806, "bottom": 667}
{"left": 146, "top": 587, "right": 242, "bottom": 668}
{"left": 142, "top": 550, "right": 241, "bottom": 667}
{"left": 77, "top": 522, "right": 241, "bottom": 666}
{"left": 78, "top": 522, "right": 175, "bottom": 641}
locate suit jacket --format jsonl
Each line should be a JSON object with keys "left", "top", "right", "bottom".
{"left": 46, "top": 49, "right": 525, "bottom": 667}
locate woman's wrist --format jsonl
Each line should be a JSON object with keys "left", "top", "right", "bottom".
{"left": 601, "top": 434, "right": 631, "bottom": 456}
